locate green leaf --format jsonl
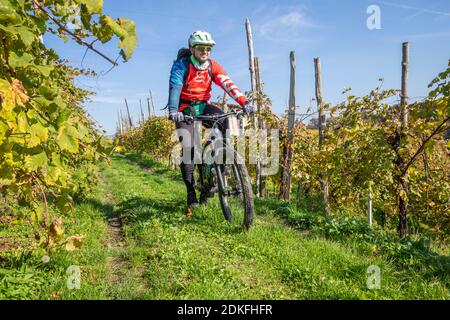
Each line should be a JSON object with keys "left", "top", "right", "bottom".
{"left": 117, "top": 18, "right": 137, "bottom": 61}
{"left": 25, "top": 151, "right": 47, "bottom": 171}
{"left": 80, "top": 5, "right": 92, "bottom": 30}
{"left": 0, "top": 24, "right": 17, "bottom": 35}
{"left": 39, "top": 85, "right": 58, "bottom": 100}
{"left": 16, "top": 26, "right": 36, "bottom": 47}
{"left": 32, "top": 65, "right": 54, "bottom": 77}
{"left": 0, "top": 120, "right": 9, "bottom": 142}
{"left": 57, "top": 125, "right": 79, "bottom": 153}
{"left": 0, "top": 159, "right": 15, "bottom": 186}
{"left": 56, "top": 110, "right": 71, "bottom": 127}
{"left": 53, "top": 96, "right": 67, "bottom": 110}
{"left": 101, "top": 16, "right": 137, "bottom": 61}
{"left": 32, "top": 96, "right": 52, "bottom": 112}
{"left": 66, "top": 123, "right": 81, "bottom": 139}
{"left": 16, "top": 0, "right": 25, "bottom": 9}
{"left": 75, "top": 0, "right": 103, "bottom": 14}
{"left": 0, "top": 0, "right": 22, "bottom": 24}
{"left": 51, "top": 152, "right": 61, "bottom": 167}
{"left": 9, "top": 51, "right": 33, "bottom": 69}
{"left": 33, "top": 16, "right": 47, "bottom": 34}
{"left": 101, "top": 15, "right": 126, "bottom": 38}
{"left": 76, "top": 123, "right": 89, "bottom": 139}
{"left": 96, "top": 15, "right": 114, "bottom": 43}
{"left": 56, "top": 193, "right": 73, "bottom": 213}
{"left": 45, "top": 165, "right": 61, "bottom": 185}
{"left": 29, "top": 122, "right": 49, "bottom": 147}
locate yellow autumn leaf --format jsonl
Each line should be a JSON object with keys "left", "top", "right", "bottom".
{"left": 0, "top": 78, "right": 29, "bottom": 110}
{"left": 17, "top": 112, "right": 29, "bottom": 132}
{"left": 114, "top": 145, "right": 126, "bottom": 153}
{"left": 65, "top": 235, "right": 85, "bottom": 251}
{"left": 10, "top": 79, "right": 29, "bottom": 105}
{"left": 0, "top": 78, "right": 9, "bottom": 98}
{"left": 49, "top": 218, "right": 63, "bottom": 240}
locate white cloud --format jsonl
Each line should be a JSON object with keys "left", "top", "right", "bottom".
{"left": 90, "top": 96, "right": 142, "bottom": 105}
{"left": 90, "top": 97, "right": 124, "bottom": 105}
{"left": 254, "top": 7, "right": 317, "bottom": 43}
{"left": 280, "top": 11, "right": 315, "bottom": 29}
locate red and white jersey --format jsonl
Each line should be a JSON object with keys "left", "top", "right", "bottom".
{"left": 179, "top": 59, "right": 247, "bottom": 111}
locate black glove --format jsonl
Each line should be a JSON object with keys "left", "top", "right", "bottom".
{"left": 243, "top": 104, "right": 255, "bottom": 116}
{"left": 169, "top": 110, "right": 184, "bottom": 124}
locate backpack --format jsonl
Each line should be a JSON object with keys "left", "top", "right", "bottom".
{"left": 176, "top": 48, "right": 214, "bottom": 85}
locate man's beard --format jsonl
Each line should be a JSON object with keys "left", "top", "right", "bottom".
{"left": 197, "top": 56, "right": 208, "bottom": 63}
{"left": 192, "top": 55, "right": 210, "bottom": 70}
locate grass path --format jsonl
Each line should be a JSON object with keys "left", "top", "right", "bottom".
{"left": 92, "top": 153, "right": 448, "bottom": 299}
{"left": 1, "top": 152, "right": 448, "bottom": 299}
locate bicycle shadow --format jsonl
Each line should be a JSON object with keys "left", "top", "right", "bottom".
{"left": 114, "top": 196, "right": 185, "bottom": 225}
{"left": 116, "top": 153, "right": 181, "bottom": 182}
{"left": 113, "top": 195, "right": 247, "bottom": 235}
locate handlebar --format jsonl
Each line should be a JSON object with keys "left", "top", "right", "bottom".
{"left": 183, "top": 108, "right": 245, "bottom": 122}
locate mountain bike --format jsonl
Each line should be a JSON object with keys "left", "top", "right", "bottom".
{"left": 184, "top": 109, "right": 255, "bottom": 229}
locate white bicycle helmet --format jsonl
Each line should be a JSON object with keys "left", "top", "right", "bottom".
{"left": 188, "top": 30, "right": 216, "bottom": 47}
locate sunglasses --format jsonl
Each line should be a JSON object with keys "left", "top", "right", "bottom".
{"left": 194, "top": 45, "right": 212, "bottom": 52}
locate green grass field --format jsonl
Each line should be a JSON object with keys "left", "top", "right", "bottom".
{"left": 0, "top": 152, "right": 448, "bottom": 299}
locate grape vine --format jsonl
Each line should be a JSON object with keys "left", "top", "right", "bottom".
{"left": 0, "top": 0, "right": 137, "bottom": 224}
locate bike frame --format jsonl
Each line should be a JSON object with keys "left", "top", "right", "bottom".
{"left": 184, "top": 109, "right": 244, "bottom": 197}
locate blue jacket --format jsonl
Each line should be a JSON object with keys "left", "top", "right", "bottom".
{"left": 167, "top": 59, "right": 187, "bottom": 113}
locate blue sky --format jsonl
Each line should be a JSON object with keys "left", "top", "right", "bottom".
{"left": 44, "top": 0, "right": 450, "bottom": 135}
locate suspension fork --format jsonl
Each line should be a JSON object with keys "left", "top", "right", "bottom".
{"left": 215, "top": 163, "right": 228, "bottom": 196}
{"left": 232, "top": 164, "right": 242, "bottom": 194}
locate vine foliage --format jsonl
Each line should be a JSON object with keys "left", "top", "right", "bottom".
{"left": 0, "top": 0, "right": 137, "bottom": 223}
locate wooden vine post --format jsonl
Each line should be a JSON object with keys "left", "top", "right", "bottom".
{"left": 255, "top": 57, "right": 267, "bottom": 197}
{"left": 124, "top": 98, "right": 133, "bottom": 128}
{"left": 149, "top": 89, "right": 155, "bottom": 117}
{"left": 314, "top": 57, "right": 330, "bottom": 213}
{"left": 397, "top": 42, "right": 410, "bottom": 237}
{"left": 139, "top": 99, "right": 145, "bottom": 124}
{"left": 245, "top": 17, "right": 261, "bottom": 198}
{"left": 117, "top": 112, "right": 123, "bottom": 135}
{"left": 279, "top": 51, "right": 296, "bottom": 201}
{"left": 147, "top": 98, "right": 152, "bottom": 118}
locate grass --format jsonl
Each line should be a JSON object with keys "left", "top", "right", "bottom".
{"left": 0, "top": 188, "right": 112, "bottom": 299}
{"left": 0, "top": 152, "right": 448, "bottom": 299}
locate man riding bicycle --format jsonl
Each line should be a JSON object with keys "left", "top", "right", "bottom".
{"left": 167, "top": 30, "right": 255, "bottom": 215}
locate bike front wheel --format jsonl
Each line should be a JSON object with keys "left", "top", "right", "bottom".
{"left": 215, "top": 150, "right": 254, "bottom": 230}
